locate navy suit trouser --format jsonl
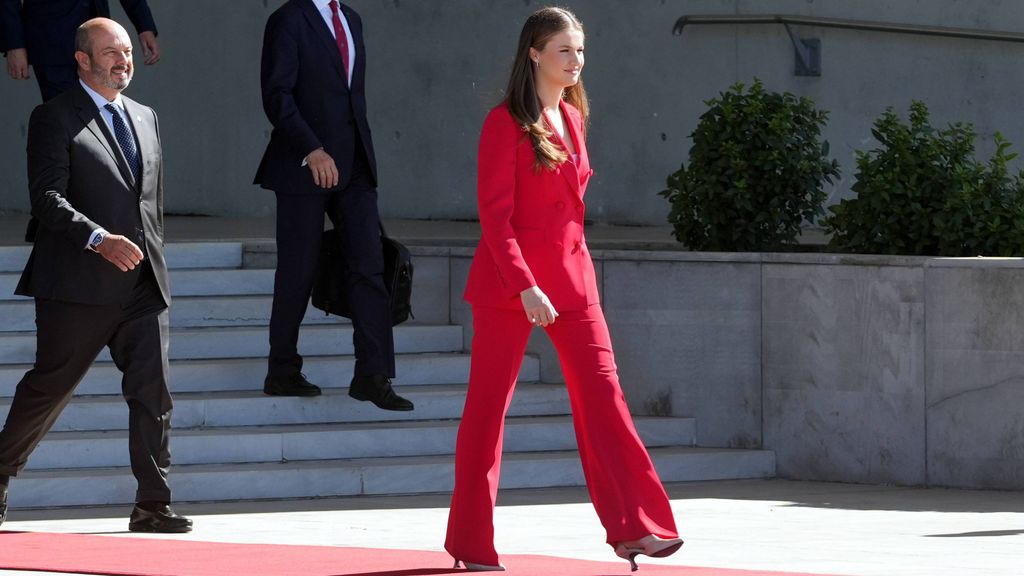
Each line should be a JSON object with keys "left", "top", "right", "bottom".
{"left": 268, "top": 148, "right": 395, "bottom": 380}
{"left": 33, "top": 64, "right": 77, "bottom": 102}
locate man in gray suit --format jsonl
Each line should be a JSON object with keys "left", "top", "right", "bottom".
{"left": 0, "top": 18, "right": 190, "bottom": 533}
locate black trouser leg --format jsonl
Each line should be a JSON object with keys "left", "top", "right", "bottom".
{"left": 0, "top": 300, "right": 113, "bottom": 476}
{"left": 268, "top": 193, "right": 329, "bottom": 377}
{"left": 108, "top": 265, "right": 173, "bottom": 503}
{"left": 326, "top": 151, "right": 395, "bottom": 378}
{"left": 33, "top": 64, "right": 78, "bottom": 102}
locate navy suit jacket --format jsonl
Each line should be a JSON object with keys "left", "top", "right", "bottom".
{"left": 0, "top": 0, "right": 157, "bottom": 66}
{"left": 254, "top": 0, "right": 377, "bottom": 194}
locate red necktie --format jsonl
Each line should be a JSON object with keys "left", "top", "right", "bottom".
{"left": 328, "top": 0, "right": 350, "bottom": 84}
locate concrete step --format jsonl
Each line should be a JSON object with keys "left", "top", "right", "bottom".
{"left": 0, "top": 237, "right": 777, "bottom": 509}
{"left": 0, "top": 242, "right": 244, "bottom": 274}
{"left": 0, "top": 269, "right": 272, "bottom": 301}
{"left": 0, "top": 295, "right": 351, "bottom": 332}
{"left": 5, "top": 446, "right": 775, "bottom": 508}
{"left": 0, "top": 324, "right": 463, "bottom": 365}
{"left": 21, "top": 416, "right": 697, "bottom": 470}
{"left": 0, "top": 268, "right": 277, "bottom": 301}
{"left": 0, "top": 352, "right": 535, "bottom": 396}
{"left": 0, "top": 383, "right": 565, "bottom": 433}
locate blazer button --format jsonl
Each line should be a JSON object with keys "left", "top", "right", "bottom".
{"left": 555, "top": 201, "right": 565, "bottom": 210}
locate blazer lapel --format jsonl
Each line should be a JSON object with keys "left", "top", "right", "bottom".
{"left": 563, "top": 100, "right": 590, "bottom": 188}
{"left": 73, "top": 87, "right": 136, "bottom": 190}
{"left": 300, "top": 0, "right": 350, "bottom": 89}
{"left": 552, "top": 100, "right": 584, "bottom": 201}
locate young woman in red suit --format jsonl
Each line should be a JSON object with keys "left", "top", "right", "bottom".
{"left": 444, "top": 7, "right": 682, "bottom": 572}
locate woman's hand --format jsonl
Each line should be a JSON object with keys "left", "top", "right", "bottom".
{"left": 521, "top": 286, "right": 558, "bottom": 327}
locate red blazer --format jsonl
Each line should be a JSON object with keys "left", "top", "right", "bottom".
{"left": 464, "top": 101, "right": 599, "bottom": 311}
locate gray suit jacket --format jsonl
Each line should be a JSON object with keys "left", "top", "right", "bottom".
{"left": 15, "top": 82, "right": 169, "bottom": 306}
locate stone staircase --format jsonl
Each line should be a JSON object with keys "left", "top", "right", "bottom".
{"left": 0, "top": 241, "right": 774, "bottom": 509}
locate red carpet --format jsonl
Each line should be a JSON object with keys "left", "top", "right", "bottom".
{"left": 0, "top": 531, "right": 839, "bottom": 576}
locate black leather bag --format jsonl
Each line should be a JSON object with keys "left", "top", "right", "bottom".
{"left": 311, "top": 226, "right": 414, "bottom": 326}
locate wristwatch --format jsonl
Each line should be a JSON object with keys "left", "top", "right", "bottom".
{"left": 88, "top": 230, "right": 106, "bottom": 252}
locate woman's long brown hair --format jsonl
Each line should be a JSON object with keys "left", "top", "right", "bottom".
{"left": 504, "top": 7, "right": 589, "bottom": 171}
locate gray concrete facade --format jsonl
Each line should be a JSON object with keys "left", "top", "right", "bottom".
{"left": 763, "top": 259, "right": 927, "bottom": 486}
{"left": 422, "top": 246, "right": 1024, "bottom": 490}
{"left": 4, "top": 1, "right": 1024, "bottom": 225}
{"left": 925, "top": 260, "right": 1024, "bottom": 490}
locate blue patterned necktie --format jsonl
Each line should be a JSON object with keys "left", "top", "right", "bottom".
{"left": 104, "top": 103, "right": 140, "bottom": 184}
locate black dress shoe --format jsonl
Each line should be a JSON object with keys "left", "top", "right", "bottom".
{"left": 349, "top": 374, "right": 414, "bottom": 411}
{"left": 264, "top": 372, "right": 322, "bottom": 397}
{"left": 0, "top": 484, "right": 8, "bottom": 527}
{"left": 128, "top": 503, "right": 193, "bottom": 533}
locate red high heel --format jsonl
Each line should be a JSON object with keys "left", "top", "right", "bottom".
{"left": 614, "top": 534, "right": 684, "bottom": 571}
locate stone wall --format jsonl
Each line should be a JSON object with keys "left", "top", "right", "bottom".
{"left": 415, "top": 246, "right": 1024, "bottom": 489}
{"left": 4, "top": 1, "right": 1024, "bottom": 224}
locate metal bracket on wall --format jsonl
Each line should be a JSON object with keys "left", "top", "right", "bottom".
{"left": 783, "top": 23, "right": 820, "bottom": 76}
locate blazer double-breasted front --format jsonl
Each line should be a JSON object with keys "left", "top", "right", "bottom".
{"left": 464, "top": 101, "right": 598, "bottom": 311}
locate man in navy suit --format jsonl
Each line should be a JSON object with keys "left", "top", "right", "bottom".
{"left": 0, "top": 0, "right": 161, "bottom": 101}
{"left": 255, "top": 0, "right": 413, "bottom": 411}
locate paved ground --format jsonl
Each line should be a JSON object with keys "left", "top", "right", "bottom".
{"left": 2, "top": 478, "right": 1022, "bottom": 576}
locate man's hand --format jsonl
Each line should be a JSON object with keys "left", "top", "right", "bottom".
{"left": 138, "top": 31, "right": 160, "bottom": 65}
{"left": 5, "top": 48, "right": 29, "bottom": 80}
{"left": 306, "top": 148, "right": 339, "bottom": 189}
{"left": 96, "top": 234, "right": 145, "bottom": 272}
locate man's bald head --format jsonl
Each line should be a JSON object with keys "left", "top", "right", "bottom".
{"left": 75, "top": 18, "right": 130, "bottom": 59}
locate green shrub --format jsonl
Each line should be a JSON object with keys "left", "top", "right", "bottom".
{"left": 824, "top": 101, "right": 1024, "bottom": 256}
{"left": 660, "top": 79, "right": 840, "bottom": 251}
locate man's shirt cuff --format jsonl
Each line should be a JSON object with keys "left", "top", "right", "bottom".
{"left": 87, "top": 228, "right": 109, "bottom": 251}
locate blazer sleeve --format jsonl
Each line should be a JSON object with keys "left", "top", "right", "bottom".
{"left": 0, "top": 0, "right": 23, "bottom": 53}
{"left": 260, "top": 11, "right": 322, "bottom": 160}
{"left": 119, "top": 0, "right": 158, "bottom": 35}
{"left": 152, "top": 106, "right": 165, "bottom": 241}
{"left": 26, "top": 104, "right": 101, "bottom": 249}
{"left": 477, "top": 107, "right": 536, "bottom": 297}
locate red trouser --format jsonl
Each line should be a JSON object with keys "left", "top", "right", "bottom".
{"left": 444, "top": 304, "right": 679, "bottom": 565}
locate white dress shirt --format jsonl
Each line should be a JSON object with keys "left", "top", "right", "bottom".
{"left": 80, "top": 79, "right": 139, "bottom": 249}
{"left": 312, "top": 0, "right": 355, "bottom": 84}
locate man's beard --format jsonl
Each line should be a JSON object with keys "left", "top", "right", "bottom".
{"left": 92, "top": 63, "right": 131, "bottom": 91}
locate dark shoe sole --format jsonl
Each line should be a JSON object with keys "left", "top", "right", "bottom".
{"left": 129, "top": 522, "right": 193, "bottom": 534}
{"left": 263, "top": 386, "right": 322, "bottom": 397}
{"left": 348, "top": 389, "right": 414, "bottom": 411}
